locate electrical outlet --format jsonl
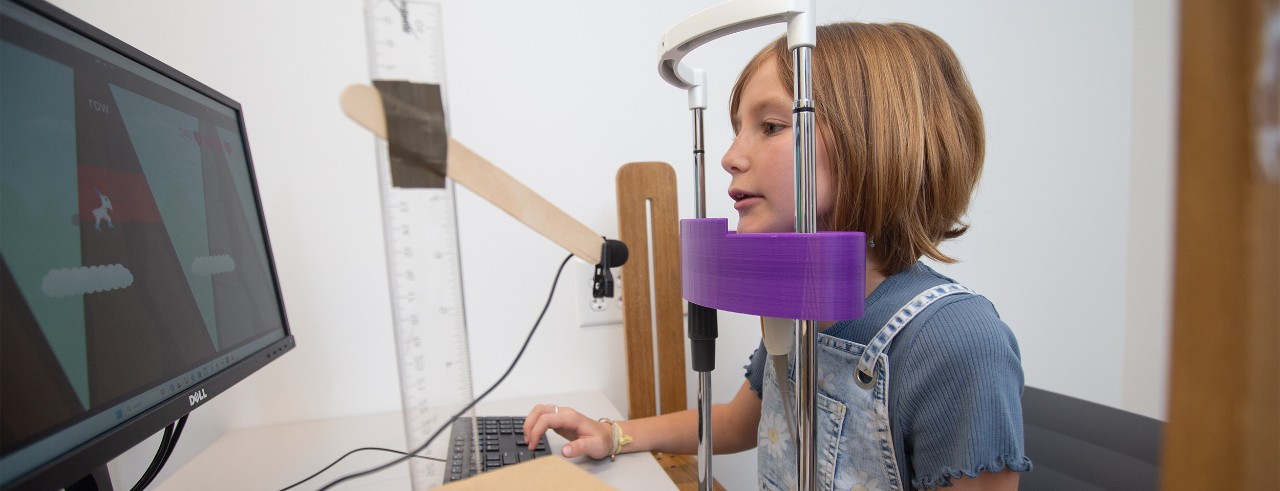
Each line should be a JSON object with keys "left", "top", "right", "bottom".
{"left": 576, "top": 261, "right": 623, "bottom": 327}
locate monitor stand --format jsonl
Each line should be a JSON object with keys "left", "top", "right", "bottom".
{"left": 66, "top": 466, "right": 112, "bottom": 491}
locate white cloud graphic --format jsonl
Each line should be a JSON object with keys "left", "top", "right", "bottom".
{"left": 41, "top": 264, "right": 134, "bottom": 298}
{"left": 191, "top": 255, "right": 235, "bottom": 276}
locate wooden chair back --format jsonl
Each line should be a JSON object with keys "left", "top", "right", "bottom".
{"left": 616, "top": 161, "right": 686, "bottom": 419}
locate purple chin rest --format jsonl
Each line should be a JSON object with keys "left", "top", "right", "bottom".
{"left": 680, "top": 218, "right": 866, "bottom": 321}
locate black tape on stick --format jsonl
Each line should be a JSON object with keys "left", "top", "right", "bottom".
{"left": 372, "top": 80, "right": 448, "bottom": 189}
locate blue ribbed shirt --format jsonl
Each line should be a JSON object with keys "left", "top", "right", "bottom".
{"left": 744, "top": 262, "right": 1032, "bottom": 489}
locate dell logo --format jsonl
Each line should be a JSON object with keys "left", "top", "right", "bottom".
{"left": 188, "top": 388, "right": 208, "bottom": 406}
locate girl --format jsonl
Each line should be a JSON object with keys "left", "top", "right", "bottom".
{"left": 524, "top": 22, "right": 1030, "bottom": 491}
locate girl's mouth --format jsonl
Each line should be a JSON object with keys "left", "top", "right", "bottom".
{"left": 731, "top": 192, "right": 762, "bottom": 209}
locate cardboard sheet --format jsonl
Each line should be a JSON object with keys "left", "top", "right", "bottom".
{"left": 436, "top": 456, "right": 616, "bottom": 491}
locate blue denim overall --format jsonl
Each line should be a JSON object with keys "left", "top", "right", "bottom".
{"left": 757, "top": 284, "right": 973, "bottom": 491}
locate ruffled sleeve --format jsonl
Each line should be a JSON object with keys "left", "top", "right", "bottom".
{"left": 743, "top": 340, "right": 767, "bottom": 399}
{"left": 892, "top": 295, "right": 1033, "bottom": 489}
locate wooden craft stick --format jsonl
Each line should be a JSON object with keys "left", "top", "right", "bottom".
{"left": 340, "top": 84, "right": 604, "bottom": 264}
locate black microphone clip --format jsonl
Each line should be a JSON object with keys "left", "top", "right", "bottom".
{"left": 592, "top": 238, "right": 628, "bottom": 299}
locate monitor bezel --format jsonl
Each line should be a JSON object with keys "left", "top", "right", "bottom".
{"left": 0, "top": 0, "right": 296, "bottom": 489}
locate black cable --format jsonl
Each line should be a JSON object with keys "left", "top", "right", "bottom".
{"left": 153, "top": 415, "right": 187, "bottom": 479}
{"left": 128, "top": 414, "right": 188, "bottom": 491}
{"left": 279, "top": 447, "right": 444, "bottom": 491}
{"left": 313, "top": 253, "right": 575, "bottom": 491}
{"left": 127, "top": 422, "right": 172, "bottom": 491}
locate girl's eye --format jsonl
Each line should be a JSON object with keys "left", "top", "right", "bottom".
{"left": 762, "top": 122, "right": 785, "bottom": 135}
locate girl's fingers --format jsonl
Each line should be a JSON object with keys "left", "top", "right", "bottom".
{"left": 522, "top": 403, "right": 558, "bottom": 444}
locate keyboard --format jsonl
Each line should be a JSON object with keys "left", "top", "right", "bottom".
{"left": 443, "top": 416, "right": 552, "bottom": 483}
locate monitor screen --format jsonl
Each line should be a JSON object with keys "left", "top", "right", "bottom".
{"left": 0, "top": 0, "right": 295, "bottom": 488}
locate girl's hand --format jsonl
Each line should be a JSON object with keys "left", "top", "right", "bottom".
{"left": 522, "top": 403, "right": 614, "bottom": 459}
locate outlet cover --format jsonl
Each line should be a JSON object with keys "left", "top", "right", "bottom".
{"left": 575, "top": 260, "right": 623, "bottom": 327}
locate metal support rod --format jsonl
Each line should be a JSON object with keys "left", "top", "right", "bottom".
{"left": 698, "top": 374, "right": 713, "bottom": 490}
{"left": 693, "top": 108, "right": 708, "bottom": 219}
{"left": 690, "top": 106, "right": 717, "bottom": 491}
{"left": 791, "top": 45, "right": 819, "bottom": 491}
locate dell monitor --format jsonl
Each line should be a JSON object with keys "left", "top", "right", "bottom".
{"left": 0, "top": 0, "right": 295, "bottom": 488}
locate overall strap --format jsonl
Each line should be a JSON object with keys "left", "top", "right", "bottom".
{"left": 855, "top": 283, "right": 973, "bottom": 384}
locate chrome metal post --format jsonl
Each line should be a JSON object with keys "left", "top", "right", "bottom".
{"left": 691, "top": 106, "right": 715, "bottom": 491}
{"left": 791, "top": 45, "right": 819, "bottom": 491}
{"left": 698, "top": 375, "right": 713, "bottom": 491}
{"left": 693, "top": 108, "right": 707, "bottom": 219}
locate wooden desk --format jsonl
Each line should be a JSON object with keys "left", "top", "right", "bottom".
{"left": 651, "top": 453, "right": 728, "bottom": 491}
{"left": 156, "top": 391, "right": 677, "bottom": 490}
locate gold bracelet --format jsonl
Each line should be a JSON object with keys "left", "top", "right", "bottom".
{"left": 598, "top": 418, "right": 634, "bottom": 461}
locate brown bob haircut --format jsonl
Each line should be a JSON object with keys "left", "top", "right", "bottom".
{"left": 730, "top": 22, "right": 985, "bottom": 276}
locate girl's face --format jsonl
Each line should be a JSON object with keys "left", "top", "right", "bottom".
{"left": 723, "top": 57, "right": 833, "bottom": 234}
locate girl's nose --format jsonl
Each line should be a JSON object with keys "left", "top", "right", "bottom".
{"left": 722, "top": 138, "right": 748, "bottom": 174}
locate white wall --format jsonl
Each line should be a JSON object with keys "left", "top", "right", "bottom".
{"left": 1124, "top": 0, "right": 1179, "bottom": 420}
{"left": 40, "top": 1, "right": 1177, "bottom": 490}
